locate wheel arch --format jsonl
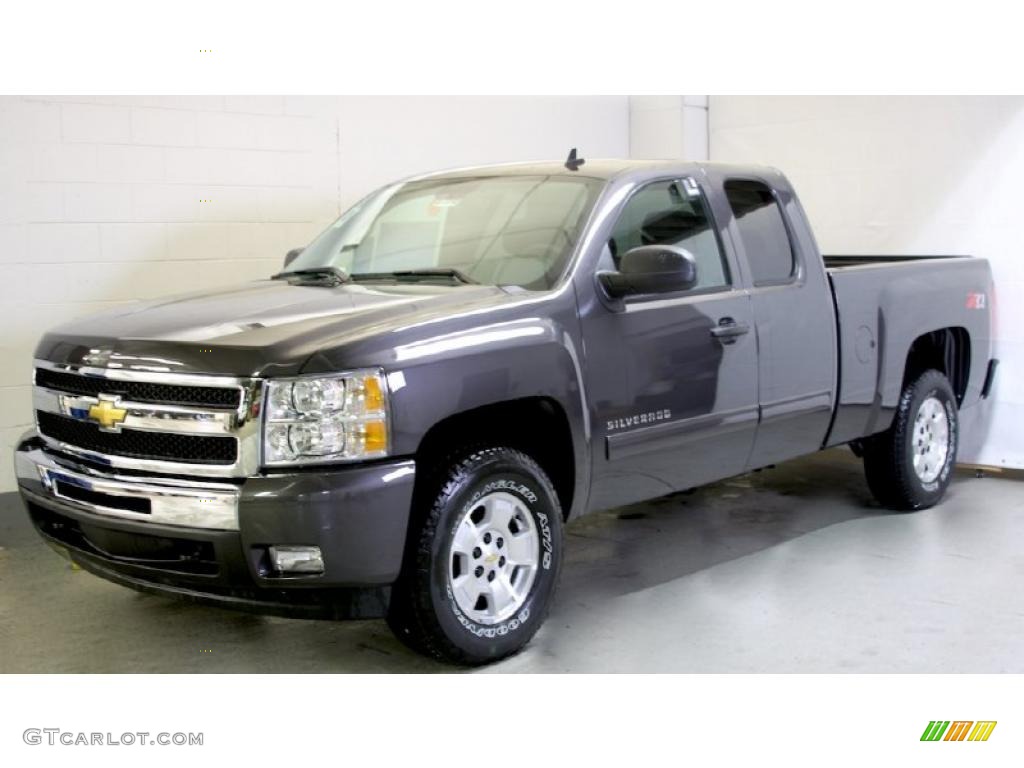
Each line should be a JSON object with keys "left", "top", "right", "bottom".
{"left": 900, "top": 326, "right": 971, "bottom": 407}
{"left": 413, "top": 396, "right": 577, "bottom": 522}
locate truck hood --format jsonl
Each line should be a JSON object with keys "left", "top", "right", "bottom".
{"left": 36, "top": 279, "right": 523, "bottom": 377}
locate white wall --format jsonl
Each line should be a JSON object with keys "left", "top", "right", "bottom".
{"left": 0, "top": 95, "right": 629, "bottom": 491}
{"left": 629, "top": 96, "right": 708, "bottom": 161}
{"left": 710, "top": 96, "right": 1023, "bottom": 468}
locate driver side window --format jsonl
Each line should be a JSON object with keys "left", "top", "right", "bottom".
{"left": 609, "top": 179, "right": 730, "bottom": 291}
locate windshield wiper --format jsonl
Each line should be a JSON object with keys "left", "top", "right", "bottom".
{"left": 272, "top": 266, "right": 351, "bottom": 286}
{"left": 350, "top": 268, "right": 478, "bottom": 285}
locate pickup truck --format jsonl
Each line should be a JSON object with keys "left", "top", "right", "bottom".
{"left": 14, "top": 156, "right": 996, "bottom": 665}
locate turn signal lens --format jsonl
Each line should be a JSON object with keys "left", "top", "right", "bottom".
{"left": 362, "top": 420, "right": 388, "bottom": 454}
{"left": 345, "top": 374, "right": 387, "bottom": 416}
{"left": 363, "top": 375, "right": 384, "bottom": 412}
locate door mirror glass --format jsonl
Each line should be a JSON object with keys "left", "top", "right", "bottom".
{"left": 599, "top": 245, "right": 698, "bottom": 298}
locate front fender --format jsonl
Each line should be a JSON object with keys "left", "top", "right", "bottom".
{"left": 382, "top": 316, "right": 590, "bottom": 517}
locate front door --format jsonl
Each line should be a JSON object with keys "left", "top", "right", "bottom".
{"left": 578, "top": 176, "right": 760, "bottom": 511}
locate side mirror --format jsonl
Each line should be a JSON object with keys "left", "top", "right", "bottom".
{"left": 283, "top": 247, "right": 304, "bottom": 269}
{"left": 599, "top": 245, "right": 698, "bottom": 298}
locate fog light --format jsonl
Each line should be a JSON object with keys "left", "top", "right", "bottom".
{"left": 269, "top": 545, "right": 324, "bottom": 574}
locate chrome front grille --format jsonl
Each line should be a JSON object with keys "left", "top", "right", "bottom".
{"left": 32, "top": 361, "right": 262, "bottom": 478}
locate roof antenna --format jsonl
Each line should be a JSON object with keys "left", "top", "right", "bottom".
{"left": 564, "top": 147, "right": 585, "bottom": 171}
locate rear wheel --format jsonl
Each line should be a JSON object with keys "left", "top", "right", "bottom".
{"left": 862, "top": 369, "right": 959, "bottom": 510}
{"left": 387, "top": 447, "right": 563, "bottom": 665}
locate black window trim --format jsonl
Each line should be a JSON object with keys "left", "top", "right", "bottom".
{"left": 606, "top": 174, "right": 737, "bottom": 303}
{"left": 723, "top": 176, "right": 803, "bottom": 289}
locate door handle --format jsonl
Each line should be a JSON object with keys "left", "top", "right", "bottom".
{"left": 710, "top": 317, "right": 750, "bottom": 344}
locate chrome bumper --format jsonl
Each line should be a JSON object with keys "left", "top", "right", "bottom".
{"left": 15, "top": 447, "right": 240, "bottom": 531}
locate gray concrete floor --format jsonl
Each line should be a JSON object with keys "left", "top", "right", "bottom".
{"left": 1, "top": 448, "right": 1022, "bottom": 673}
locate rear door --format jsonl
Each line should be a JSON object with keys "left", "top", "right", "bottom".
{"left": 577, "top": 175, "right": 760, "bottom": 511}
{"left": 704, "top": 170, "right": 837, "bottom": 468}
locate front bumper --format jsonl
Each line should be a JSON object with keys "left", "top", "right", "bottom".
{"left": 14, "top": 433, "right": 416, "bottom": 619}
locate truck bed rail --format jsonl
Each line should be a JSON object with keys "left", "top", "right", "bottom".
{"left": 824, "top": 254, "right": 969, "bottom": 269}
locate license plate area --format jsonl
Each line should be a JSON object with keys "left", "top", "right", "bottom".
{"left": 54, "top": 478, "right": 152, "bottom": 516}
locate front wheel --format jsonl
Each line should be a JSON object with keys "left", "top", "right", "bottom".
{"left": 862, "top": 369, "right": 959, "bottom": 510}
{"left": 387, "top": 447, "right": 563, "bottom": 665}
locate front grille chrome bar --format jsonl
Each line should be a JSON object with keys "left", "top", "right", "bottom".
{"left": 34, "top": 359, "right": 247, "bottom": 390}
{"left": 34, "top": 388, "right": 238, "bottom": 435}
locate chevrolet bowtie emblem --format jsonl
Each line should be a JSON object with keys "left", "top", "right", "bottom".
{"left": 88, "top": 396, "right": 128, "bottom": 431}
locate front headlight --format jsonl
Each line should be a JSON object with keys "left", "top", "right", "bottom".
{"left": 262, "top": 370, "right": 389, "bottom": 467}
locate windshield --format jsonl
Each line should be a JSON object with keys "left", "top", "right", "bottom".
{"left": 284, "top": 174, "right": 604, "bottom": 290}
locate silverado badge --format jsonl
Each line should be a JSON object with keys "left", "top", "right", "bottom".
{"left": 606, "top": 409, "right": 672, "bottom": 432}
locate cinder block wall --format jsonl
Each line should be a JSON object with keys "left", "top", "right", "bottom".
{"left": 0, "top": 96, "right": 629, "bottom": 491}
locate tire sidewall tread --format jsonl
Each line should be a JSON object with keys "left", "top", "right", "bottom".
{"left": 388, "top": 447, "right": 563, "bottom": 666}
{"left": 863, "top": 369, "right": 959, "bottom": 511}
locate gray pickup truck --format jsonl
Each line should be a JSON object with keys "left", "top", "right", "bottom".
{"left": 14, "top": 156, "right": 996, "bottom": 665}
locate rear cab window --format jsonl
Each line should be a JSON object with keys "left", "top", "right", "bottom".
{"left": 723, "top": 179, "right": 796, "bottom": 286}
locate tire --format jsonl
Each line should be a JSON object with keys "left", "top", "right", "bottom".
{"left": 862, "top": 369, "right": 959, "bottom": 511}
{"left": 387, "top": 447, "right": 563, "bottom": 666}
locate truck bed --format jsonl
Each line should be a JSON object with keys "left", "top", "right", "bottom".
{"left": 824, "top": 255, "right": 992, "bottom": 447}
